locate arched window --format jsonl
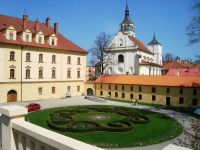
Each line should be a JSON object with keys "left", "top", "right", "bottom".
{"left": 52, "top": 55, "right": 56, "bottom": 63}
{"left": 77, "top": 57, "right": 81, "bottom": 65}
{"left": 152, "top": 87, "right": 156, "bottom": 93}
{"left": 52, "top": 70, "right": 56, "bottom": 78}
{"left": 67, "top": 56, "right": 71, "bottom": 64}
{"left": 26, "top": 69, "right": 30, "bottom": 78}
{"left": 39, "top": 70, "right": 43, "bottom": 78}
{"left": 67, "top": 70, "right": 71, "bottom": 78}
{"left": 118, "top": 54, "right": 124, "bottom": 63}
{"left": 10, "top": 51, "right": 15, "bottom": 61}
{"left": 10, "top": 69, "right": 15, "bottom": 78}
{"left": 39, "top": 54, "right": 43, "bottom": 62}
{"left": 26, "top": 53, "right": 31, "bottom": 62}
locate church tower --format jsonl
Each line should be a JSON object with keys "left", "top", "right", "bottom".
{"left": 147, "top": 33, "right": 163, "bottom": 66}
{"left": 120, "top": 1, "right": 135, "bottom": 37}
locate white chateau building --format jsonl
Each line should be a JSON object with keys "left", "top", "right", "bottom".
{"left": 106, "top": 3, "right": 162, "bottom": 75}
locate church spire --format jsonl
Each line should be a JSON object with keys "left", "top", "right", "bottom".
{"left": 120, "top": 0, "right": 135, "bottom": 37}
{"left": 148, "top": 32, "right": 161, "bottom": 45}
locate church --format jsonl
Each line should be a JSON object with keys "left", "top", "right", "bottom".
{"left": 105, "top": 2, "right": 162, "bottom": 75}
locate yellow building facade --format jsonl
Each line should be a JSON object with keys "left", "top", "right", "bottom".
{"left": 0, "top": 14, "right": 87, "bottom": 103}
{"left": 84, "top": 75, "right": 200, "bottom": 108}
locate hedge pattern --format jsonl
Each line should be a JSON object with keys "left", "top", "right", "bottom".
{"left": 47, "top": 106, "right": 150, "bottom": 133}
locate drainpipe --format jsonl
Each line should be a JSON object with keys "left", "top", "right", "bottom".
{"left": 21, "top": 46, "right": 23, "bottom": 102}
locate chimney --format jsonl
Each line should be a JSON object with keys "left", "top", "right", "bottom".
{"left": 23, "top": 15, "right": 28, "bottom": 30}
{"left": 54, "top": 23, "right": 58, "bottom": 34}
{"left": 35, "top": 19, "right": 39, "bottom": 32}
{"left": 46, "top": 17, "right": 50, "bottom": 28}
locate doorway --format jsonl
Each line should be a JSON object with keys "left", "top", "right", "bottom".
{"left": 166, "top": 97, "right": 170, "bottom": 106}
{"left": 87, "top": 88, "right": 94, "bottom": 96}
{"left": 7, "top": 90, "right": 17, "bottom": 102}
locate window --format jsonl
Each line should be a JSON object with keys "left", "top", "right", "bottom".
{"left": 10, "top": 51, "right": 15, "bottom": 61}
{"left": 67, "top": 70, "right": 71, "bottom": 78}
{"left": 100, "top": 84, "right": 102, "bottom": 89}
{"left": 166, "top": 88, "right": 170, "bottom": 93}
{"left": 192, "top": 98, "right": 198, "bottom": 106}
{"left": 77, "top": 57, "right": 81, "bottom": 65}
{"left": 130, "top": 86, "right": 133, "bottom": 91}
{"left": 10, "top": 69, "right": 15, "bottom": 78}
{"left": 109, "top": 85, "right": 111, "bottom": 90}
{"left": 122, "top": 85, "right": 124, "bottom": 91}
{"left": 77, "top": 70, "right": 80, "bottom": 78}
{"left": 139, "top": 94, "right": 142, "bottom": 100}
{"left": 52, "top": 70, "right": 56, "bottom": 78}
{"left": 25, "top": 69, "right": 30, "bottom": 78}
{"left": 38, "top": 36, "right": 42, "bottom": 44}
{"left": 118, "top": 54, "right": 124, "bottom": 63}
{"left": 38, "top": 87, "right": 42, "bottom": 95}
{"left": 179, "top": 97, "right": 184, "bottom": 104}
{"left": 139, "top": 86, "right": 142, "bottom": 92}
{"left": 115, "top": 85, "right": 118, "bottom": 90}
{"left": 26, "top": 53, "right": 31, "bottom": 62}
{"left": 39, "top": 54, "right": 43, "bottom": 62}
{"left": 180, "top": 88, "right": 183, "bottom": 94}
{"left": 152, "top": 95, "right": 156, "bottom": 101}
{"left": 100, "top": 91, "right": 103, "bottom": 96}
{"left": 130, "top": 94, "right": 134, "bottom": 99}
{"left": 193, "top": 89, "right": 197, "bottom": 95}
{"left": 152, "top": 87, "right": 156, "bottom": 93}
{"left": 26, "top": 34, "right": 29, "bottom": 42}
{"left": 52, "top": 87, "right": 55, "bottom": 94}
{"left": 9, "top": 32, "right": 13, "bottom": 40}
{"left": 77, "top": 86, "right": 80, "bottom": 92}
{"left": 67, "top": 86, "right": 71, "bottom": 93}
{"left": 52, "top": 55, "right": 56, "bottom": 63}
{"left": 119, "top": 39, "right": 123, "bottom": 46}
{"left": 67, "top": 56, "right": 71, "bottom": 64}
{"left": 39, "top": 70, "right": 43, "bottom": 79}
{"left": 115, "top": 92, "right": 118, "bottom": 98}
{"left": 51, "top": 39, "right": 55, "bottom": 45}
{"left": 122, "top": 93, "right": 125, "bottom": 98}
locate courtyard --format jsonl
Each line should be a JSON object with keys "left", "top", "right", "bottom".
{"left": 0, "top": 96, "right": 195, "bottom": 150}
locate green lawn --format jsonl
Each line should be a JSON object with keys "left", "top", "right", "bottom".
{"left": 25, "top": 105, "right": 182, "bottom": 148}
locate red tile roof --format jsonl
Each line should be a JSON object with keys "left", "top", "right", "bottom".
{"left": 140, "top": 60, "right": 162, "bottom": 67}
{"left": 95, "top": 74, "right": 200, "bottom": 87}
{"left": 0, "top": 14, "right": 87, "bottom": 53}
{"left": 128, "top": 36, "right": 153, "bottom": 54}
{"left": 162, "top": 61, "right": 199, "bottom": 70}
{"left": 166, "top": 69, "right": 200, "bottom": 76}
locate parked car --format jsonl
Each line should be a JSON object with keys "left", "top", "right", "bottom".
{"left": 26, "top": 103, "right": 41, "bottom": 112}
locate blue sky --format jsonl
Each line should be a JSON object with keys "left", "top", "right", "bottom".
{"left": 0, "top": 0, "right": 199, "bottom": 64}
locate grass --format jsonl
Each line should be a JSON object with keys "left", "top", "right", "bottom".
{"left": 108, "top": 99, "right": 200, "bottom": 119}
{"left": 26, "top": 105, "right": 183, "bottom": 148}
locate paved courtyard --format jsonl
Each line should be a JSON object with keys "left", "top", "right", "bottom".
{"left": 0, "top": 96, "right": 195, "bottom": 150}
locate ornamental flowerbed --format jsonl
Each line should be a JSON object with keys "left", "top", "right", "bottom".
{"left": 26, "top": 105, "right": 183, "bottom": 148}
{"left": 47, "top": 106, "right": 150, "bottom": 133}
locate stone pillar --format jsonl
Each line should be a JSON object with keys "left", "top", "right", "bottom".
{"left": 0, "top": 105, "right": 27, "bottom": 150}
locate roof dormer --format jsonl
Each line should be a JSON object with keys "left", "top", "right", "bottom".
{"left": 34, "top": 31, "right": 44, "bottom": 44}
{"left": 2, "top": 26, "right": 17, "bottom": 41}
{"left": 46, "top": 33, "right": 57, "bottom": 46}
{"left": 19, "top": 29, "right": 32, "bottom": 42}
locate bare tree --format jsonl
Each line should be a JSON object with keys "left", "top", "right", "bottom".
{"left": 89, "top": 32, "right": 111, "bottom": 76}
{"left": 186, "top": 1, "right": 200, "bottom": 45}
{"left": 176, "top": 118, "right": 200, "bottom": 150}
{"left": 193, "top": 55, "right": 200, "bottom": 65}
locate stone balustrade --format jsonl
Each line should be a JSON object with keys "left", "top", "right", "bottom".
{"left": 0, "top": 105, "right": 104, "bottom": 150}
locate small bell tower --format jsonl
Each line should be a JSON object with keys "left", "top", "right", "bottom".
{"left": 120, "top": 0, "right": 135, "bottom": 37}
